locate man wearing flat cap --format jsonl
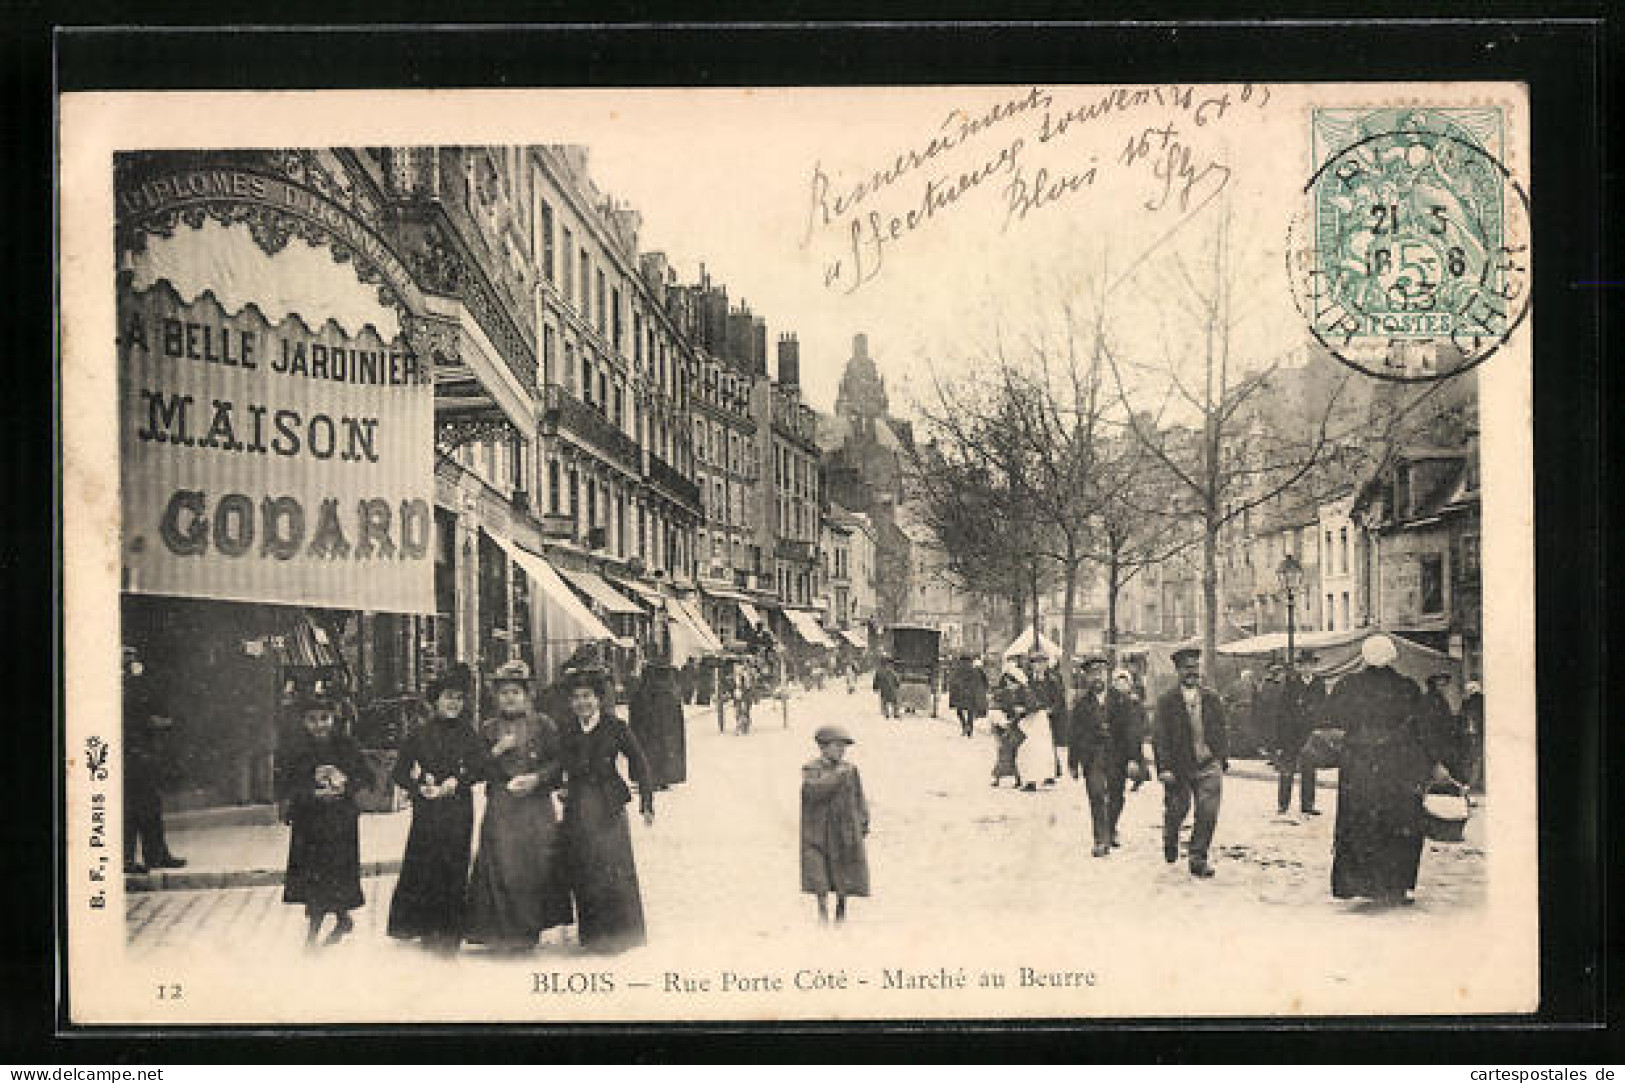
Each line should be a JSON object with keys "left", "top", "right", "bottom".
{"left": 1153, "top": 646, "right": 1229, "bottom": 878}
{"left": 1070, "top": 654, "right": 1147, "bottom": 857}
{"left": 1275, "top": 650, "right": 1327, "bottom": 817}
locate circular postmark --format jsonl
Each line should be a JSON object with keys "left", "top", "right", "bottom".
{"left": 1287, "top": 107, "right": 1530, "bottom": 382}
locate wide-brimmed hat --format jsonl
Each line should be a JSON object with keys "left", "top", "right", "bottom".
{"left": 426, "top": 662, "right": 473, "bottom": 702}
{"left": 489, "top": 659, "right": 534, "bottom": 687}
{"left": 814, "top": 725, "right": 855, "bottom": 746}
{"left": 1171, "top": 646, "right": 1202, "bottom": 666}
{"left": 561, "top": 663, "right": 612, "bottom": 697}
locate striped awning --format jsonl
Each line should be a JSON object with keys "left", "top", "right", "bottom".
{"left": 784, "top": 608, "right": 835, "bottom": 648}
{"left": 560, "top": 568, "right": 645, "bottom": 615}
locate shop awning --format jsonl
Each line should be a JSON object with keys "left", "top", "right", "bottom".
{"left": 559, "top": 568, "right": 645, "bottom": 616}
{"left": 668, "top": 597, "right": 724, "bottom": 663}
{"left": 613, "top": 579, "right": 666, "bottom": 609}
{"left": 735, "top": 601, "right": 762, "bottom": 629}
{"left": 495, "top": 537, "right": 616, "bottom": 655}
{"left": 840, "top": 627, "right": 868, "bottom": 649}
{"left": 784, "top": 608, "right": 835, "bottom": 648}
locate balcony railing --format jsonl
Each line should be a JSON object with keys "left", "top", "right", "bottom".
{"left": 541, "top": 385, "right": 641, "bottom": 472}
{"left": 645, "top": 452, "right": 702, "bottom": 512}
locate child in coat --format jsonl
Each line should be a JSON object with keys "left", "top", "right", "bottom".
{"left": 278, "top": 689, "right": 374, "bottom": 948}
{"left": 800, "top": 725, "right": 870, "bottom": 924}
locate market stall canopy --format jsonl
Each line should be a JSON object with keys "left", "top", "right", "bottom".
{"left": 1217, "top": 625, "right": 1456, "bottom": 687}
{"left": 1002, "top": 627, "right": 1061, "bottom": 662}
{"left": 559, "top": 568, "right": 645, "bottom": 616}
{"left": 784, "top": 608, "right": 835, "bottom": 648}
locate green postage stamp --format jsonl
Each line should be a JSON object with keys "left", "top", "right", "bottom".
{"left": 1296, "top": 106, "right": 1529, "bottom": 381}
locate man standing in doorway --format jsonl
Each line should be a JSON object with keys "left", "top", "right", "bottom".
{"left": 123, "top": 647, "right": 186, "bottom": 875}
{"left": 1153, "top": 647, "right": 1228, "bottom": 878}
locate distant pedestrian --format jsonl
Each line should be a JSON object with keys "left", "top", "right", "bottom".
{"left": 947, "top": 654, "right": 990, "bottom": 738}
{"left": 122, "top": 647, "right": 186, "bottom": 875}
{"left": 1153, "top": 647, "right": 1228, "bottom": 878}
{"left": 1461, "top": 680, "right": 1484, "bottom": 791}
{"left": 278, "top": 687, "right": 374, "bottom": 947}
{"left": 463, "top": 661, "right": 574, "bottom": 952}
{"left": 630, "top": 662, "right": 687, "bottom": 788}
{"left": 1327, "top": 635, "right": 1456, "bottom": 905}
{"left": 1029, "top": 654, "right": 1066, "bottom": 783}
{"left": 801, "top": 725, "right": 870, "bottom": 925}
{"left": 387, "top": 664, "right": 483, "bottom": 952}
{"left": 991, "top": 663, "right": 1037, "bottom": 791}
{"left": 733, "top": 659, "right": 758, "bottom": 735}
{"left": 1276, "top": 651, "right": 1327, "bottom": 817}
{"left": 873, "top": 657, "right": 901, "bottom": 719}
{"left": 1421, "top": 673, "right": 1466, "bottom": 784}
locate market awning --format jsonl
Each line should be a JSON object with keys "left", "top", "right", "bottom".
{"left": 494, "top": 537, "right": 616, "bottom": 655}
{"left": 1215, "top": 626, "right": 1371, "bottom": 658}
{"left": 559, "top": 568, "right": 645, "bottom": 616}
{"left": 784, "top": 608, "right": 835, "bottom": 648}
{"left": 1003, "top": 627, "right": 1061, "bottom": 662}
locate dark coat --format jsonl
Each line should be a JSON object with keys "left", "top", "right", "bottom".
{"left": 629, "top": 666, "right": 687, "bottom": 787}
{"left": 464, "top": 711, "right": 574, "bottom": 946}
{"left": 277, "top": 730, "right": 374, "bottom": 912}
{"left": 872, "top": 665, "right": 901, "bottom": 701}
{"left": 1276, "top": 674, "right": 1328, "bottom": 756}
{"left": 1070, "top": 688, "right": 1147, "bottom": 770}
{"left": 800, "top": 758, "right": 870, "bottom": 896}
{"left": 1152, "top": 685, "right": 1229, "bottom": 780}
{"left": 947, "top": 663, "right": 990, "bottom": 716}
{"left": 562, "top": 713, "right": 652, "bottom": 953}
{"left": 387, "top": 714, "right": 484, "bottom": 942}
{"left": 1325, "top": 665, "right": 1448, "bottom": 899}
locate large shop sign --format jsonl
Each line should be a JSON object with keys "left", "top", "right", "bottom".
{"left": 119, "top": 279, "right": 435, "bottom": 613}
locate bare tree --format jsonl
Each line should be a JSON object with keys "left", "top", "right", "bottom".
{"left": 1103, "top": 204, "right": 1356, "bottom": 666}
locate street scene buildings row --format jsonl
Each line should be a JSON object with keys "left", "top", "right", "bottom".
{"left": 114, "top": 144, "right": 1482, "bottom": 816}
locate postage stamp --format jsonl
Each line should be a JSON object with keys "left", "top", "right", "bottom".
{"left": 1290, "top": 106, "right": 1530, "bottom": 382}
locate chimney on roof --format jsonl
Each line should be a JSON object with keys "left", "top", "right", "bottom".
{"left": 778, "top": 332, "right": 801, "bottom": 389}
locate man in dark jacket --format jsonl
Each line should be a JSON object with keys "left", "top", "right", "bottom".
{"left": 1070, "top": 656, "right": 1147, "bottom": 856}
{"left": 1276, "top": 650, "right": 1327, "bottom": 816}
{"left": 123, "top": 648, "right": 186, "bottom": 875}
{"left": 872, "top": 658, "right": 901, "bottom": 719}
{"left": 1153, "top": 647, "right": 1228, "bottom": 878}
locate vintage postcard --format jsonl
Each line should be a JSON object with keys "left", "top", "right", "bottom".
{"left": 59, "top": 82, "right": 1536, "bottom": 1024}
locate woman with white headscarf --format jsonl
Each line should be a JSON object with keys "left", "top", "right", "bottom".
{"left": 1323, "top": 634, "right": 1456, "bottom": 904}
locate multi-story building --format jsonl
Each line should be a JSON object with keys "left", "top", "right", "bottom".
{"left": 676, "top": 276, "right": 767, "bottom": 645}
{"left": 761, "top": 333, "right": 822, "bottom": 608}
{"left": 1316, "top": 493, "right": 1367, "bottom": 631}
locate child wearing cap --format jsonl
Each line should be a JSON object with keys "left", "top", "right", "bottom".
{"left": 801, "top": 725, "right": 870, "bottom": 925}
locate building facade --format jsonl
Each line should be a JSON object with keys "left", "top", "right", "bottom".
{"left": 760, "top": 333, "right": 822, "bottom": 608}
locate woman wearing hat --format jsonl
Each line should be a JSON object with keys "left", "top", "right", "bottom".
{"left": 464, "top": 660, "right": 574, "bottom": 951}
{"left": 1324, "top": 635, "right": 1457, "bottom": 904}
{"left": 801, "top": 725, "right": 869, "bottom": 925}
{"left": 386, "top": 664, "right": 485, "bottom": 952}
{"left": 559, "top": 664, "right": 654, "bottom": 953}
{"left": 277, "top": 686, "right": 374, "bottom": 947}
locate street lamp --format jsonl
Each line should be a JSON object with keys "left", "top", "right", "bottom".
{"left": 1277, "top": 553, "right": 1305, "bottom": 672}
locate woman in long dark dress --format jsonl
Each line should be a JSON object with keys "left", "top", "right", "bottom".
{"left": 278, "top": 688, "right": 374, "bottom": 947}
{"left": 386, "top": 664, "right": 483, "bottom": 952}
{"left": 1326, "top": 635, "right": 1456, "bottom": 904}
{"left": 463, "top": 660, "right": 575, "bottom": 951}
{"left": 560, "top": 664, "right": 654, "bottom": 954}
